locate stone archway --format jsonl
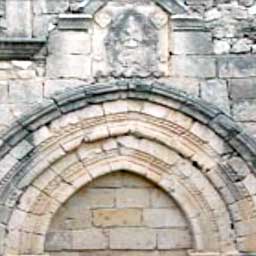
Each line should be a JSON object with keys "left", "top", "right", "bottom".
{"left": 0, "top": 81, "right": 256, "bottom": 256}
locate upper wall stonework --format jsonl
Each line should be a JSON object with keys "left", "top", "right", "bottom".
{"left": 0, "top": 0, "right": 256, "bottom": 138}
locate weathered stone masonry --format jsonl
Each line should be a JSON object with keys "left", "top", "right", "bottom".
{"left": 0, "top": 0, "right": 256, "bottom": 256}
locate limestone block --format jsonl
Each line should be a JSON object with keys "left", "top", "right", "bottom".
{"left": 172, "top": 32, "right": 213, "bottom": 54}
{"left": 72, "top": 229, "right": 108, "bottom": 250}
{"left": 45, "top": 231, "right": 72, "bottom": 251}
{"left": 8, "top": 80, "right": 43, "bottom": 104}
{"left": 77, "top": 104, "right": 104, "bottom": 120}
{"left": 0, "top": 154, "right": 18, "bottom": 180}
{"left": 218, "top": 56, "right": 256, "bottom": 78}
{"left": 68, "top": 188, "right": 115, "bottom": 208}
{"left": 8, "top": 209, "right": 28, "bottom": 232}
{"left": 228, "top": 157, "right": 250, "bottom": 182}
{"left": 93, "top": 209, "right": 142, "bottom": 227}
{"left": 103, "top": 100, "right": 128, "bottom": 115}
{"left": 12, "top": 61, "right": 33, "bottom": 70}
{"left": 50, "top": 208, "right": 92, "bottom": 231}
{"left": 16, "top": 70, "right": 37, "bottom": 80}
{"left": 109, "top": 228, "right": 156, "bottom": 249}
{"left": 157, "top": 229, "right": 192, "bottom": 249}
{"left": 143, "top": 209, "right": 187, "bottom": 228}
{"left": 242, "top": 173, "right": 256, "bottom": 196}
{"left": 48, "top": 31, "right": 91, "bottom": 55}
{"left": 158, "top": 77, "right": 200, "bottom": 96}
{"left": 6, "top": 0, "right": 32, "bottom": 37}
{"left": 200, "top": 79, "right": 230, "bottom": 114}
{"left": 51, "top": 152, "right": 79, "bottom": 174}
{"left": 0, "top": 81, "right": 8, "bottom": 102}
{"left": 116, "top": 188, "right": 150, "bottom": 208}
{"left": 46, "top": 54, "right": 91, "bottom": 79}
{"left": 35, "top": 0, "right": 69, "bottom": 14}
{"left": 232, "top": 100, "right": 256, "bottom": 121}
{"left": 32, "top": 14, "right": 54, "bottom": 37}
{"left": 31, "top": 126, "right": 52, "bottom": 146}
{"left": 231, "top": 39, "right": 252, "bottom": 53}
{"left": 10, "top": 140, "right": 34, "bottom": 160}
{"left": 237, "top": 233, "right": 256, "bottom": 251}
{"left": 150, "top": 189, "right": 176, "bottom": 208}
{"left": 230, "top": 78, "right": 256, "bottom": 101}
{"left": 171, "top": 56, "right": 216, "bottom": 78}
{"left": 214, "top": 40, "right": 231, "bottom": 54}
{"left": 141, "top": 102, "right": 169, "bottom": 119}
{"left": 44, "top": 79, "right": 85, "bottom": 97}
{"left": 0, "top": 61, "right": 12, "bottom": 70}
{"left": 239, "top": 122, "right": 256, "bottom": 139}
{"left": 44, "top": 178, "right": 74, "bottom": 203}
{"left": 190, "top": 122, "right": 232, "bottom": 154}
{"left": 0, "top": 206, "right": 11, "bottom": 224}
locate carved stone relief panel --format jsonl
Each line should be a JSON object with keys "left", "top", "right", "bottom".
{"left": 92, "top": 0, "right": 170, "bottom": 78}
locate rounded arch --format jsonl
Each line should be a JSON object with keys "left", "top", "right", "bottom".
{"left": 0, "top": 81, "right": 255, "bottom": 255}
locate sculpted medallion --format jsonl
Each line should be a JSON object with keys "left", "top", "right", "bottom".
{"left": 105, "top": 10, "right": 159, "bottom": 77}
{"left": 92, "top": 1, "right": 170, "bottom": 78}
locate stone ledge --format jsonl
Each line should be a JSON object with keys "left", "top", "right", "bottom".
{"left": 172, "top": 17, "right": 209, "bottom": 31}
{"left": 58, "top": 14, "right": 93, "bottom": 31}
{"left": 188, "top": 251, "right": 241, "bottom": 256}
{"left": 0, "top": 38, "right": 46, "bottom": 60}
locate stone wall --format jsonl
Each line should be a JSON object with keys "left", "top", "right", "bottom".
{"left": 45, "top": 171, "right": 191, "bottom": 254}
{"left": 0, "top": 0, "right": 256, "bottom": 139}
{"left": 0, "top": 1, "right": 256, "bottom": 256}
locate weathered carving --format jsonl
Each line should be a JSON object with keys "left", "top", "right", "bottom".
{"left": 105, "top": 10, "right": 159, "bottom": 77}
{"left": 92, "top": 1, "right": 169, "bottom": 78}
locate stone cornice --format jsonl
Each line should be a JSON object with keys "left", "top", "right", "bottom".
{"left": 0, "top": 38, "right": 46, "bottom": 60}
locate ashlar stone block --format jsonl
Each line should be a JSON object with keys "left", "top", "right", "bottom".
{"left": 93, "top": 209, "right": 142, "bottom": 227}
{"left": 46, "top": 54, "right": 91, "bottom": 79}
{"left": 48, "top": 31, "right": 91, "bottom": 55}
{"left": 172, "top": 32, "right": 213, "bottom": 55}
{"left": 157, "top": 229, "right": 192, "bottom": 249}
{"left": 72, "top": 229, "right": 108, "bottom": 250}
{"left": 116, "top": 188, "right": 150, "bottom": 208}
{"left": 67, "top": 188, "right": 115, "bottom": 208}
{"left": 218, "top": 56, "right": 256, "bottom": 78}
{"left": 171, "top": 56, "right": 216, "bottom": 78}
{"left": 109, "top": 228, "right": 156, "bottom": 249}
{"left": 143, "top": 209, "right": 187, "bottom": 228}
{"left": 45, "top": 231, "right": 72, "bottom": 251}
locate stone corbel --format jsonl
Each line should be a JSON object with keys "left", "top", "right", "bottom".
{"left": 0, "top": 38, "right": 46, "bottom": 60}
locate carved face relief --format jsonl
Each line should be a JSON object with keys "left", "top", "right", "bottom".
{"left": 105, "top": 10, "right": 159, "bottom": 77}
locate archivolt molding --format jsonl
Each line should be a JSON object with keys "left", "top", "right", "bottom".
{"left": 0, "top": 81, "right": 256, "bottom": 255}
{"left": 6, "top": 137, "right": 233, "bottom": 254}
